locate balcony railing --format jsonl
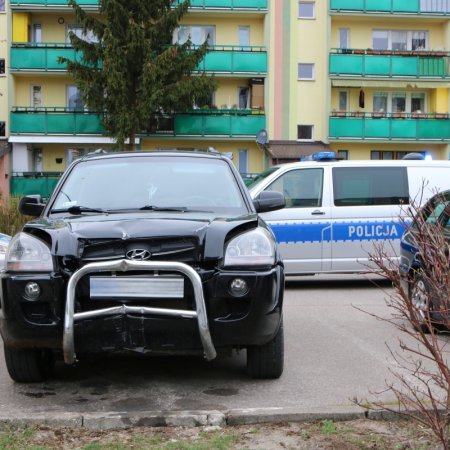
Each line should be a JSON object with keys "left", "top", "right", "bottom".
{"left": 10, "top": 108, "right": 265, "bottom": 138}
{"left": 330, "top": 49, "right": 450, "bottom": 78}
{"left": 11, "top": 108, "right": 105, "bottom": 135}
{"left": 330, "top": 0, "right": 450, "bottom": 14}
{"left": 10, "top": 43, "right": 267, "bottom": 75}
{"left": 10, "top": 172, "right": 63, "bottom": 199}
{"left": 329, "top": 112, "right": 450, "bottom": 141}
{"left": 10, "top": 0, "right": 267, "bottom": 9}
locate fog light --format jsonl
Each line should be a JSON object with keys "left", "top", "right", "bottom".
{"left": 24, "top": 282, "right": 41, "bottom": 300}
{"left": 229, "top": 278, "right": 248, "bottom": 297}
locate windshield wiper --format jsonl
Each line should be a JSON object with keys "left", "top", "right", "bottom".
{"left": 139, "top": 205, "right": 189, "bottom": 212}
{"left": 51, "top": 206, "right": 109, "bottom": 215}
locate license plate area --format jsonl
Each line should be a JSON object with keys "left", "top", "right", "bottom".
{"left": 89, "top": 275, "right": 184, "bottom": 299}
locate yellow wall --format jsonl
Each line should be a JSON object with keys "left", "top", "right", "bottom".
{"left": 14, "top": 76, "right": 75, "bottom": 106}
{"left": 291, "top": 1, "right": 329, "bottom": 142}
{"left": 0, "top": 9, "right": 8, "bottom": 135}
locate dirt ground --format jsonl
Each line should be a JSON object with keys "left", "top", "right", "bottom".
{"left": 2, "top": 418, "right": 444, "bottom": 449}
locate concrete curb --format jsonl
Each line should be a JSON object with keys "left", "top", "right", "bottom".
{"left": 0, "top": 406, "right": 401, "bottom": 430}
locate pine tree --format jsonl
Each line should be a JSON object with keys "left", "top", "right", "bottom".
{"left": 60, "top": 0, "right": 217, "bottom": 149}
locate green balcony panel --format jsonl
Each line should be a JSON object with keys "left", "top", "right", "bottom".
{"left": 330, "top": 0, "right": 420, "bottom": 13}
{"left": 11, "top": 111, "right": 104, "bottom": 135}
{"left": 390, "top": 56, "right": 419, "bottom": 76}
{"left": 11, "top": 0, "right": 98, "bottom": 5}
{"left": 329, "top": 54, "right": 363, "bottom": 75}
{"left": 329, "top": 118, "right": 363, "bottom": 137}
{"left": 176, "top": 0, "right": 267, "bottom": 8}
{"left": 364, "top": 56, "right": 391, "bottom": 75}
{"left": 11, "top": 176, "right": 60, "bottom": 199}
{"left": 199, "top": 50, "right": 267, "bottom": 73}
{"left": 418, "top": 120, "right": 450, "bottom": 139}
{"left": 11, "top": 47, "right": 77, "bottom": 71}
{"left": 330, "top": 116, "right": 450, "bottom": 140}
{"left": 419, "top": 57, "right": 446, "bottom": 76}
{"left": 174, "top": 113, "right": 265, "bottom": 136}
{"left": 364, "top": 118, "right": 390, "bottom": 138}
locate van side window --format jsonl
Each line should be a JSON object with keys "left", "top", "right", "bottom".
{"left": 265, "top": 168, "right": 323, "bottom": 208}
{"left": 333, "top": 167, "right": 409, "bottom": 206}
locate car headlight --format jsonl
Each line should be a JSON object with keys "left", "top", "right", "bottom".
{"left": 224, "top": 228, "right": 276, "bottom": 267}
{"left": 6, "top": 232, "right": 54, "bottom": 272}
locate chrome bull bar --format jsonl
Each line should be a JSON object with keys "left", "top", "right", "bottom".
{"left": 63, "top": 259, "right": 217, "bottom": 364}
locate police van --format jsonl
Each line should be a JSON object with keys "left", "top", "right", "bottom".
{"left": 248, "top": 153, "right": 450, "bottom": 275}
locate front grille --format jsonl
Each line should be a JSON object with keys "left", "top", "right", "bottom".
{"left": 80, "top": 237, "right": 200, "bottom": 264}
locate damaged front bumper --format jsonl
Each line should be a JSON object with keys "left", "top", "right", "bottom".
{"left": 63, "top": 259, "right": 217, "bottom": 364}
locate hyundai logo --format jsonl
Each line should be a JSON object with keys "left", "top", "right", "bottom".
{"left": 126, "top": 249, "right": 152, "bottom": 261}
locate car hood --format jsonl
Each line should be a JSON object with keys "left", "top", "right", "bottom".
{"left": 24, "top": 212, "right": 259, "bottom": 261}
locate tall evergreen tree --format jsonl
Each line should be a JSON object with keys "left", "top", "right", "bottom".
{"left": 60, "top": 0, "right": 217, "bottom": 149}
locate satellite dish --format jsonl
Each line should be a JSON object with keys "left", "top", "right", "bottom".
{"left": 256, "top": 129, "right": 268, "bottom": 145}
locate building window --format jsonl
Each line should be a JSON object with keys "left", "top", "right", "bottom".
{"left": 174, "top": 25, "right": 215, "bottom": 46}
{"left": 31, "top": 85, "right": 42, "bottom": 108}
{"left": 0, "top": 59, "right": 4, "bottom": 75}
{"left": 238, "top": 149, "right": 248, "bottom": 174}
{"left": 371, "top": 150, "right": 416, "bottom": 160}
{"left": 66, "top": 24, "right": 98, "bottom": 43}
{"left": 373, "top": 91, "right": 427, "bottom": 114}
{"left": 238, "top": 87, "right": 250, "bottom": 109}
{"left": 337, "top": 150, "right": 348, "bottom": 160}
{"left": 298, "top": 63, "right": 314, "bottom": 80}
{"left": 31, "top": 24, "right": 42, "bottom": 43}
{"left": 297, "top": 125, "right": 313, "bottom": 141}
{"left": 67, "top": 86, "right": 84, "bottom": 111}
{"left": 339, "top": 91, "right": 348, "bottom": 112}
{"left": 238, "top": 26, "right": 250, "bottom": 48}
{"left": 339, "top": 28, "right": 350, "bottom": 49}
{"left": 0, "top": 0, "right": 4, "bottom": 12}
{"left": 372, "top": 30, "right": 429, "bottom": 51}
{"left": 0, "top": 122, "right": 5, "bottom": 137}
{"left": 299, "top": 1, "right": 315, "bottom": 18}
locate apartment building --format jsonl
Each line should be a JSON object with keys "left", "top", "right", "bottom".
{"left": 4, "top": 0, "right": 269, "bottom": 197}
{"left": 0, "top": 0, "right": 8, "bottom": 197}
{"left": 268, "top": 0, "right": 450, "bottom": 163}
{"left": 328, "top": 0, "right": 450, "bottom": 161}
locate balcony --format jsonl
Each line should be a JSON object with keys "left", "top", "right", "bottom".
{"left": 10, "top": 172, "right": 63, "bottom": 199}
{"left": 10, "top": 0, "right": 267, "bottom": 10}
{"left": 329, "top": 112, "right": 450, "bottom": 141}
{"left": 10, "top": 108, "right": 265, "bottom": 138}
{"left": 11, "top": 108, "right": 105, "bottom": 135}
{"left": 10, "top": 44, "right": 267, "bottom": 75}
{"left": 330, "top": 49, "right": 450, "bottom": 78}
{"left": 330, "top": 0, "right": 450, "bottom": 14}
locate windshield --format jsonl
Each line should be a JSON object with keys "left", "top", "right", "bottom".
{"left": 50, "top": 155, "right": 248, "bottom": 215}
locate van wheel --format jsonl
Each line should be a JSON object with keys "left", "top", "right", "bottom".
{"left": 410, "top": 275, "right": 433, "bottom": 333}
{"left": 247, "top": 320, "right": 284, "bottom": 379}
{"left": 4, "top": 344, "right": 54, "bottom": 382}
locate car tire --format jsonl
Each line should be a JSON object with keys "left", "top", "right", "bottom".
{"left": 410, "top": 274, "right": 433, "bottom": 334}
{"left": 247, "top": 319, "right": 284, "bottom": 379}
{"left": 4, "top": 344, "right": 54, "bottom": 383}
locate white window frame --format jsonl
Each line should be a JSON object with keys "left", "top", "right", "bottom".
{"left": 372, "top": 29, "right": 429, "bottom": 51}
{"left": 297, "top": 125, "right": 314, "bottom": 141}
{"left": 238, "top": 26, "right": 250, "bottom": 48}
{"left": 30, "top": 85, "right": 42, "bottom": 108}
{"left": 298, "top": 1, "right": 315, "bottom": 19}
{"left": 339, "top": 28, "right": 350, "bottom": 49}
{"left": 372, "top": 91, "right": 427, "bottom": 113}
{"left": 338, "top": 91, "right": 349, "bottom": 112}
{"left": 298, "top": 63, "right": 315, "bottom": 80}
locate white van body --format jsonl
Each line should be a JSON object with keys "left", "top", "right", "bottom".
{"left": 249, "top": 159, "right": 450, "bottom": 275}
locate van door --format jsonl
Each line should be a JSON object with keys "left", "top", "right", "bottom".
{"left": 259, "top": 166, "right": 332, "bottom": 274}
{"left": 330, "top": 166, "right": 409, "bottom": 272}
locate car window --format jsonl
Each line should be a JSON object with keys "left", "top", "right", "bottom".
{"left": 333, "top": 167, "right": 409, "bottom": 206}
{"left": 50, "top": 156, "right": 248, "bottom": 214}
{"left": 264, "top": 168, "right": 323, "bottom": 208}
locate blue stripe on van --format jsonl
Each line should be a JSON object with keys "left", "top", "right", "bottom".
{"left": 269, "top": 221, "right": 407, "bottom": 244}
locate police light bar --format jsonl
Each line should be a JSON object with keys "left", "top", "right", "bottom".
{"left": 300, "top": 151, "right": 337, "bottom": 161}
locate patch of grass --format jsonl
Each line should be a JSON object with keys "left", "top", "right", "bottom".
{"left": 321, "top": 419, "right": 337, "bottom": 435}
{"left": 0, "top": 426, "right": 49, "bottom": 450}
{"left": 0, "top": 196, "right": 31, "bottom": 236}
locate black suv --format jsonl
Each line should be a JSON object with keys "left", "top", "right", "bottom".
{"left": 0, "top": 151, "right": 285, "bottom": 382}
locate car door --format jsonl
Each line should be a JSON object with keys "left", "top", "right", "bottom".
{"left": 258, "top": 166, "right": 332, "bottom": 274}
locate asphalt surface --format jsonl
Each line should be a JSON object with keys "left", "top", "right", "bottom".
{"left": 0, "top": 274, "right": 435, "bottom": 428}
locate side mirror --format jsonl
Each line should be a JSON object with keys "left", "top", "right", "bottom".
{"left": 18, "top": 195, "right": 45, "bottom": 217}
{"left": 253, "top": 191, "right": 285, "bottom": 213}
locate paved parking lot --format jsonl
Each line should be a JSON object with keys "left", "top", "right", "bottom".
{"left": 0, "top": 274, "right": 431, "bottom": 423}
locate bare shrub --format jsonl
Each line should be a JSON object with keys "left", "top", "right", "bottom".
{"left": 0, "top": 196, "right": 31, "bottom": 236}
{"left": 354, "top": 192, "right": 450, "bottom": 448}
